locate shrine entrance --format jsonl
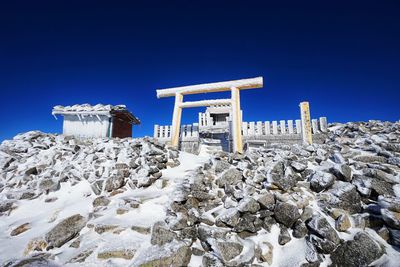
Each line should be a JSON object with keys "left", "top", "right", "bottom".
{"left": 156, "top": 77, "right": 264, "bottom": 153}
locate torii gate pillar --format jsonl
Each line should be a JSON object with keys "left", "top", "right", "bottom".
{"left": 156, "top": 77, "right": 263, "bottom": 153}
{"left": 231, "top": 87, "right": 243, "bottom": 153}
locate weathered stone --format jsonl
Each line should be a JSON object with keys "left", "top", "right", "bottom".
{"left": 237, "top": 197, "right": 260, "bottom": 213}
{"left": 214, "top": 241, "right": 243, "bottom": 262}
{"left": 329, "top": 164, "right": 352, "bottom": 182}
{"left": 45, "top": 214, "right": 87, "bottom": 248}
{"left": 330, "top": 232, "right": 384, "bottom": 267}
{"left": 306, "top": 214, "right": 340, "bottom": 253}
{"left": 150, "top": 221, "right": 178, "bottom": 246}
{"left": 97, "top": 248, "right": 135, "bottom": 260}
{"left": 131, "top": 225, "right": 151, "bottom": 234}
{"left": 274, "top": 202, "right": 300, "bottom": 228}
{"left": 309, "top": 171, "right": 335, "bottom": 192}
{"left": 270, "top": 164, "right": 297, "bottom": 191}
{"left": 293, "top": 220, "right": 308, "bottom": 238}
{"left": 217, "top": 168, "right": 242, "bottom": 187}
{"left": 68, "top": 248, "right": 94, "bottom": 263}
{"left": 381, "top": 209, "right": 400, "bottom": 229}
{"left": 92, "top": 196, "right": 110, "bottom": 207}
{"left": 290, "top": 161, "right": 307, "bottom": 172}
{"left": 215, "top": 160, "right": 231, "bottom": 173}
{"left": 10, "top": 223, "right": 30, "bottom": 236}
{"left": 256, "top": 241, "right": 273, "bottom": 264}
{"left": 256, "top": 192, "right": 275, "bottom": 210}
{"left": 202, "top": 253, "right": 224, "bottom": 267}
{"left": 335, "top": 214, "right": 351, "bottom": 232}
{"left": 278, "top": 227, "right": 291, "bottom": 245}
{"left": 104, "top": 175, "right": 125, "bottom": 192}
{"left": 319, "top": 181, "right": 362, "bottom": 214}
{"left": 0, "top": 200, "right": 14, "bottom": 213}
{"left": 354, "top": 155, "right": 387, "bottom": 164}
{"left": 24, "top": 238, "right": 48, "bottom": 256}
{"left": 132, "top": 241, "right": 192, "bottom": 267}
{"left": 94, "top": 224, "right": 119, "bottom": 234}
{"left": 216, "top": 208, "right": 240, "bottom": 227}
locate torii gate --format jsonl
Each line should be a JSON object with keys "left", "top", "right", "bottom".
{"left": 156, "top": 77, "right": 263, "bottom": 153}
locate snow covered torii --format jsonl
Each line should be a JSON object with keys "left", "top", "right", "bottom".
{"left": 156, "top": 77, "right": 264, "bottom": 153}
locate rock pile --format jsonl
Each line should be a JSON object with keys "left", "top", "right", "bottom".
{"left": 135, "top": 121, "right": 400, "bottom": 266}
{"left": 1, "top": 120, "right": 400, "bottom": 266}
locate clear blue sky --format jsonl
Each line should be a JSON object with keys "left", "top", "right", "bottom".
{"left": 1, "top": 0, "right": 399, "bottom": 141}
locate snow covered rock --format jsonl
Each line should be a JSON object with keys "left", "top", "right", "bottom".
{"left": 45, "top": 214, "right": 87, "bottom": 248}
{"left": 330, "top": 232, "right": 384, "bottom": 267}
{"left": 274, "top": 202, "right": 300, "bottom": 228}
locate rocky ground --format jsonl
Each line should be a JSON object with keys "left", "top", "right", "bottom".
{"left": 1, "top": 121, "right": 400, "bottom": 266}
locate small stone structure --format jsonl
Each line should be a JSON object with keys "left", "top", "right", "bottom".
{"left": 154, "top": 104, "right": 328, "bottom": 154}
{"left": 52, "top": 104, "right": 140, "bottom": 138}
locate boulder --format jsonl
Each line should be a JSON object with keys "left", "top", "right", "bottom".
{"left": 256, "top": 192, "right": 275, "bottom": 210}
{"left": 237, "top": 197, "right": 260, "bottom": 213}
{"left": 335, "top": 214, "right": 351, "bottom": 232}
{"left": 92, "top": 196, "right": 110, "bottom": 207}
{"left": 132, "top": 240, "right": 192, "bottom": 267}
{"left": 104, "top": 175, "right": 125, "bottom": 192}
{"left": 329, "top": 164, "right": 352, "bottom": 182}
{"left": 45, "top": 214, "right": 87, "bottom": 248}
{"left": 150, "top": 221, "right": 178, "bottom": 246}
{"left": 309, "top": 171, "right": 335, "bottom": 192}
{"left": 216, "top": 208, "right": 240, "bottom": 227}
{"left": 330, "top": 232, "right": 384, "bottom": 267}
{"left": 10, "top": 223, "right": 30, "bottom": 236}
{"left": 381, "top": 209, "right": 400, "bottom": 229}
{"left": 274, "top": 202, "right": 300, "bottom": 228}
{"left": 97, "top": 248, "right": 135, "bottom": 260}
{"left": 319, "top": 181, "right": 362, "bottom": 214}
{"left": 306, "top": 214, "right": 340, "bottom": 253}
{"left": 217, "top": 168, "right": 242, "bottom": 187}
{"left": 278, "top": 227, "right": 291, "bottom": 245}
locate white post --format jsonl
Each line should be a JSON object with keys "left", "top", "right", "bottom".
{"left": 272, "top": 121, "right": 278, "bottom": 135}
{"left": 206, "top": 111, "right": 212, "bottom": 126}
{"left": 265, "top": 121, "right": 271, "bottom": 135}
{"left": 192, "top": 123, "right": 199, "bottom": 137}
{"left": 249, "top": 122, "right": 255, "bottom": 135}
{"left": 288, "top": 120, "right": 294, "bottom": 134}
{"left": 171, "top": 93, "right": 183, "bottom": 147}
{"left": 242, "top": 122, "right": 248, "bottom": 136}
{"left": 280, "top": 120, "right": 286, "bottom": 134}
{"left": 312, "top": 119, "right": 319, "bottom": 134}
{"left": 154, "top": 124, "right": 159, "bottom": 138}
{"left": 256, "top": 121, "right": 263, "bottom": 136}
{"left": 198, "top": 113, "right": 202, "bottom": 127}
{"left": 319, "top": 117, "right": 328, "bottom": 132}
{"left": 295, "top": 119, "right": 302, "bottom": 134}
{"left": 300, "top": 102, "right": 313, "bottom": 145}
{"left": 160, "top": 126, "right": 165, "bottom": 138}
{"left": 231, "top": 87, "right": 243, "bottom": 153}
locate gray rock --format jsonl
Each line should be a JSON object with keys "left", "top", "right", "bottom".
{"left": 92, "top": 196, "right": 110, "bottom": 207}
{"left": 274, "top": 202, "right": 300, "bottom": 228}
{"left": 269, "top": 164, "right": 297, "bottom": 191}
{"left": 150, "top": 221, "right": 178, "bottom": 246}
{"left": 0, "top": 200, "right": 14, "bottom": 213}
{"left": 216, "top": 208, "right": 240, "bottom": 227}
{"left": 202, "top": 253, "right": 224, "bottom": 267}
{"left": 217, "top": 168, "right": 242, "bottom": 187}
{"left": 90, "top": 180, "right": 104, "bottom": 195}
{"left": 132, "top": 240, "right": 192, "bottom": 267}
{"left": 290, "top": 161, "right": 307, "bottom": 172}
{"left": 329, "top": 164, "right": 352, "bottom": 182}
{"left": 256, "top": 192, "right": 275, "bottom": 210}
{"left": 278, "top": 227, "right": 291, "bottom": 245}
{"left": 215, "top": 160, "right": 231, "bottom": 173}
{"left": 214, "top": 241, "right": 243, "bottom": 262}
{"left": 319, "top": 181, "right": 362, "bottom": 214}
{"left": 38, "top": 178, "right": 60, "bottom": 192}
{"left": 330, "top": 232, "right": 384, "bottom": 267}
{"left": 293, "top": 220, "right": 308, "bottom": 238}
{"left": 381, "top": 209, "right": 400, "bottom": 229}
{"left": 388, "top": 227, "right": 400, "bottom": 246}
{"left": 104, "top": 175, "right": 125, "bottom": 192}
{"left": 309, "top": 171, "right": 335, "bottom": 192}
{"left": 237, "top": 197, "right": 260, "bottom": 213}
{"left": 45, "top": 214, "right": 87, "bottom": 248}
{"left": 306, "top": 214, "right": 340, "bottom": 253}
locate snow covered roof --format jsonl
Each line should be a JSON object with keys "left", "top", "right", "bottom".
{"left": 52, "top": 104, "right": 140, "bottom": 124}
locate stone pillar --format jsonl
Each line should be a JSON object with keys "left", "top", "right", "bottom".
{"left": 288, "top": 120, "right": 294, "bottom": 134}
{"left": 295, "top": 119, "right": 302, "bottom": 134}
{"left": 249, "top": 122, "right": 255, "bottom": 135}
{"left": 242, "top": 122, "right": 248, "bottom": 136}
{"left": 192, "top": 123, "right": 199, "bottom": 137}
{"left": 300, "top": 101, "right": 313, "bottom": 145}
{"left": 154, "top": 124, "right": 159, "bottom": 138}
{"left": 171, "top": 93, "right": 183, "bottom": 148}
{"left": 256, "top": 121, "right": 263, "bottom": 136}
{"left": 280, "top": 120, "right": 286, "bottom": 134}
{"left": 265, "top": 121, "right": 271, "bottom": 135}
{"left": 231, "top": 87, "right": 243, "bottom": 153}
{"left": 272, "top": 121, "right": 278, "bottom": 135}
{"left": 312, "top": 119, "right": 319, "bottom": 134}
{"left": 319, "top": 117, "right": 328, "bottom": 132}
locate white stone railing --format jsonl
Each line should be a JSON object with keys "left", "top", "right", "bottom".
{"left": 154, "top": 117, "right": 328, "bottom": 141}
{"left": 154, "top": 123, "right": 199, "bottom": 141}
{"left": 242, "top": 117, "right": 327, "bottom": 136}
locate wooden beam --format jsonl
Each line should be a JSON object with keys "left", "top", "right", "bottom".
{"left": 179, "top": 99, "right": 231, "bottom": 108}
{"left": 157, "top": 77, "right": 263, "bottom": 98}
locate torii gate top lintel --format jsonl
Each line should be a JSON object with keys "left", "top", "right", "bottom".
{"left": 156, "top": 77, "right": 264, "bottom": 153}
{"left": 156, "top": 76, "right": 263, "bottom": 98}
